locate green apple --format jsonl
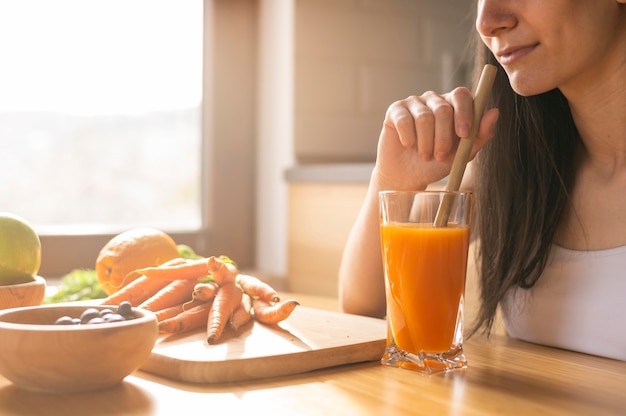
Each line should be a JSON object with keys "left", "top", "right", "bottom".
{"left": 0, "top": 213, "right": 42, "bottom": 286}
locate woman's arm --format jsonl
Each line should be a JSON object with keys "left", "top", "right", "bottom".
{"left": 337, "top": 90, "right": 499, "bottom": 317}
{"left": 337, "top": 171, "right": 412, "bottom": 318}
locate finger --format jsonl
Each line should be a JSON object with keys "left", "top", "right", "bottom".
{"left": 384, "top": 101, "right": 417, "bottom": 148}
{"left": 416, "top": 92, "right": 455, "bottom": 161}
{"left": 446, "top": 87, "right": 474, "bottom": 139}
{"left": 470, "top": 108, "right": 500, "bottom": 158}
{"left": 410, "top": 97, "right": 434, "bottom": 159}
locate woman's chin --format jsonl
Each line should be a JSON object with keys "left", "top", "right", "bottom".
{"left": 506, "top": 72, "right": 555, "bottom": 97}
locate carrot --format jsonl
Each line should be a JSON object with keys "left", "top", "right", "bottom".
{"left": 138, "top": 278, "right": 197, "bottom": 311}
{"left": 206, "top": 256, "right": 238, "bottom": 285}
{"left": 153, "top": 299, "right": 206, "bottom": 322}
{"left": 230, "top": 293, "right": 252, "bottom": 330}
{"left": 193, "top": 282, "right": 219, "bottom": 302}
{"left": 101, "top": 274, "right": 171, "bottom": 307}
{"left": 132, "top": 257, "right": 210, "bottom": 281}
{"left": 159, "top": 301, "right": 212, "bottom": 334}
{"left": 206, "top": 282, "right": 243, "bottom": 344}
{"left": 160, "top": 257, "right": 189, "bottom": 267}
{"left": 253, "top": 298, "right": 300, "bottom": 325}
{"left": 99, "top": 257, "right": 186, "bottom": 296}
{"left": 236, "top": 274, "right": 280, "bottom": 303}
{"left": 113, "top": 257, "right": 187, "bottom": 287}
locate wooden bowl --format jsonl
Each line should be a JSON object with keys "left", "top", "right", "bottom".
{"left": 0, "top": 276, "right": 46, "bottom": 310}
{"left": 0, "top": 304, "right": 158, "bottom": 393}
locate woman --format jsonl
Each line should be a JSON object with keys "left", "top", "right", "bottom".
{"left": 338, "top": 0, "right": 626, "bottom": 361}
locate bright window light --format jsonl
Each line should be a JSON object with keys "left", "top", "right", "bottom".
{"left": 0, "top": 0, "right": 203, "bottom": 233}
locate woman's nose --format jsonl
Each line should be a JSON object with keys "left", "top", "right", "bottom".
{"left": 475, "top": 0, "right": 517, "bottom": 37}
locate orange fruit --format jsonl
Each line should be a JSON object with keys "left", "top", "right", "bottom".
{"left": 95, "top": 227, "right": 180, "bottom": 295}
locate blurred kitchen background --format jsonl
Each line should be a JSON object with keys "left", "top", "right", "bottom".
{"left": 0, "top": 0, "right": 474, "bottom": 295}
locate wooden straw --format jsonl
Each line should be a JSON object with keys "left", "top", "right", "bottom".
{"left": 433, "top": 64, "right": 497, "bottom": 227}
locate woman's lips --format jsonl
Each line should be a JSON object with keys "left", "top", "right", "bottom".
{"left": 497, "top": 44, "right": 538, "bottom": 65}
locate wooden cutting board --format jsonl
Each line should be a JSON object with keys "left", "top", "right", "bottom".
{"left": 140, "top": 306, "right": 387, "bottom": 384}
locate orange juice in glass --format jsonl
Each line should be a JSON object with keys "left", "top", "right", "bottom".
{"left": 379, "top": 190, "right": 472, "bottom": 373}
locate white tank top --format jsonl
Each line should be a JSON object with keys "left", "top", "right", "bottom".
{"left": 501, "top": 244, "right": 626, "bottom": 362}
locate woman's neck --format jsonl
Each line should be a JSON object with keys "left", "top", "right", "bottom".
{"left": 565, "top": 61, "right": 626, "bottom": 178}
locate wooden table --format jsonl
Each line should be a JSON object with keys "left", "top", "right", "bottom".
{"left": 1, "top": 292, "right": 625, "bottom": 415}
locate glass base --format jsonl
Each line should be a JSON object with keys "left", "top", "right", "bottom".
{"left": 381, "top": 343, "right": 467, "bottom": 374}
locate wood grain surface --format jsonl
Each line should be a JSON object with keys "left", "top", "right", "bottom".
{"left": 141, "top": 306, "right": 387, "bottom": 383}
{"left": 1, "top": 292, "right": 625, "bottom": 416}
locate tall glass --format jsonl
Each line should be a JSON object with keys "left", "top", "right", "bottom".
{"left": 379, "top": 190, "right": 472, "bottom": 373}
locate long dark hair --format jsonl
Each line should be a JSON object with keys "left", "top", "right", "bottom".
{"left": 470, "top": 43, "right": 581, "bottom": 335}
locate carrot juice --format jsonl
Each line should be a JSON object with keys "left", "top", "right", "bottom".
{"left": 380, "top": 222, "right": 470, "bottom": 354}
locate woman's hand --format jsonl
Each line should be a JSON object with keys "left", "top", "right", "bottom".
{"left": 374, "top": 87, "right": 500, "bottom": 191}
{"left": 339, "top": 85, "right": 500, "bottom": 318}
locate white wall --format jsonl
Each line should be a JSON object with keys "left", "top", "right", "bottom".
{"left": 255, "top": 1, "right": 295, "bottom": 278}
{"left": 255, "top": 0, "right": 475, "bottom": 279}
{"left": 294, "top": 0, "right": 475, "bottom": 163}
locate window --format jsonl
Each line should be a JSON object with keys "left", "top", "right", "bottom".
{"left": 0, "top": 0, "right": 257, "bottom": 276}
{"left": 1, "top": 0, "right": 202, "bottom": 230}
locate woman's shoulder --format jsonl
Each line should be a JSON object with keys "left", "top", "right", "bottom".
{"left": 500, "top": 243, "right": 626, "bottom": 362}
{"left": 550, "top": 243, "right": 626, "bottom": 261}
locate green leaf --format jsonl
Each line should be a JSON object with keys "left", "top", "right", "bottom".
{"left": 44, "top": 269, "right": 107, "bottom": 304}
{"left": 177, "top": 244, "right": 202, "bottom": 260}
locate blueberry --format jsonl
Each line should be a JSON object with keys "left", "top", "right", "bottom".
{"left": 80, "top": 308, "right": 101, "bottom": 324}
{"left": 117, "top": 301, "right": 133, "bottom": 318}
{"left": 103, "top": 313, "right": 125, "bottom": 323}
{"left": 54, "top": 316, "right": 74, "bottom": 325}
